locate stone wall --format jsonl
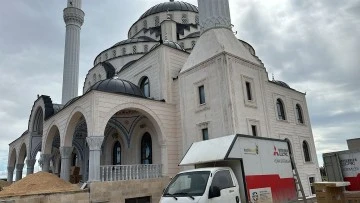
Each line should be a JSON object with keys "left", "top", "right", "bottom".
{"left": 89, "top": 177, "right": 170, "bottom": 203}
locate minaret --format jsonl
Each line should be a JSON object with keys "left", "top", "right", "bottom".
{"left": 198, "top": 0, "right": 232, "bottom": 33}
{"left": 62, "top": 0, "right": 85, "bottom": 104}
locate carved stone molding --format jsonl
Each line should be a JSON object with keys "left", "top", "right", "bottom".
{"left": 86, "top": 136, "right": 104, "bottom": 151}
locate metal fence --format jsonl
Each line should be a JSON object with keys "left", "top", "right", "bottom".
{"left": 100, "top": 164, "right": 162, "bottom": 182}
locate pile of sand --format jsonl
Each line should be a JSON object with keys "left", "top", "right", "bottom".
{"left": 0, "top": 172, "right": 80, "bottom": 197}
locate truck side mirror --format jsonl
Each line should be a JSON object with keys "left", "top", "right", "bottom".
{"left": 208, "top": 186, "right": 221, "bottom": 198}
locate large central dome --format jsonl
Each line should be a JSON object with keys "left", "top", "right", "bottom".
{"left": 139, "top": 1, "right": 198, "bottom": 20}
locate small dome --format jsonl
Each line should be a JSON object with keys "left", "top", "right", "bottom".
{"left": 273, "top": 80, "right": 291, "bottom": 88}
{"left": 88, "top": 78, "right": 145, "bottom": 98}
{"left": 150, "top": 40, "right": 185, "bottom": 52}
{"left": 139, "top": 1, "right": 198, "bottom": 20}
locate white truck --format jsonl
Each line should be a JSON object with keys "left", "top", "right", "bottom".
{"left": 323, "top": 149, "right": 360, "bottom": 191}
{"left": 160, "top": 134, "right": 298, "bottom": 203}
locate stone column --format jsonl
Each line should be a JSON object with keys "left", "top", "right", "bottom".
{"left": 15, "top": 164, "right": 24, "bottom": 181}
{"left": 86, "top": 136, "right": 104, "bottom": 182}
{"left": 26, "top": 159, "right": 36, "bottom": 175}
{"left": 60, "top": 146, "right": 74, "bottom": 181}
{"left": 41, "top": 154, "right": 52, "bottom": 172}
{"left": 7, "top": 166, "right": 14, "bottom": 183}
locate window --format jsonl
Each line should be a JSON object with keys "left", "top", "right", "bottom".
{"left": 155, "top": 16, "right": 160, "bottom": 26}
{"left": 251, "top": 125, "right": 257, "bottom": 136}
{"left": 140, "top": 77, "right": 150, "bottom": 97}
{"left": 93, "top": 74, "right": 96, "bottom": 82}
{"left": 98, "top": 74, "right": 101, "bottom": 80}
{"left": 113, "top": 49, "right": 116, "bottom": 57}
{"left": 133, "top": 45, "right": 137, "bottom": 54}
{"left": 180, "top": 42, "right": 184, "bottom": 49}
{"left": 309, "top": 177, "right": 315, "bottom": 195}
{"left": 168, "top": 14, "right": 173, "bottom": 20}
{"left": 198, "top": 85, "right": 205, "bottom": 104}
{"left": 211, "top": 170, "right": 234, "bottom": 190}
{"left": 296, "top": 104, "right": 304, "bottom": 124}
{"left": 303, "top": 141, "right": 311, "bottom": 162}
{"left": 134, "top": 25, "right": 138, "bottom": 33}
{"left": 182, "top": 13, "right": 188, "bottom": 24}
{"left": 122, "top": 47, "right": 126, "bottom": 55}
{"left": 276, "top": 99, "right": 286, "bottom": 120}
{"left": 202, "top": 128, "right": 209, "bottom": 140}
{"left": 245, "top": 81, "right": 252, "bottom": 101}
{"left": 113, "top": 141, "right": 121, "bottom": 165}
{"left": 144, "top": 45, "right": 148, "bottom": 52}
{"left": 141, "top": 133, "right": 152, "bottom": 164}
{"left": 195, "top": 15, "right": 199, "bottom": 24}
{"left": 105, "top": 53, "right": 108, "bottom": 59}
{"left": 143, "top": 20, "right": 147, "bottom": 29}
{"left": 191, "top": 40, "right": 196, "bottom": 48}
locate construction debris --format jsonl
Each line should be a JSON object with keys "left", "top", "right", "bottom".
{"left": 0, "top": 172, "right": 80, "bottom": 197}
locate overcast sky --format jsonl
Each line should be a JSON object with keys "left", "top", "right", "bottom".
{"left": 0, "top": 0, "right": 359, "bottom": 178}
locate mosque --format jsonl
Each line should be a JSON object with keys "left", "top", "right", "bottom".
{"left": 7, "top": 0, "right": 320, "bottom": 198}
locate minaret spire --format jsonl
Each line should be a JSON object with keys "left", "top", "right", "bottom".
{"left": 61, "top": 0, "right": 84, "bottom": 104}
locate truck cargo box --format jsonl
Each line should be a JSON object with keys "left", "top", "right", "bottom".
{"left": 323, "top": 150, "right": 360, "bottom": 191}
{"left": 180, "top": 134, "right": 297, "bottom": 203}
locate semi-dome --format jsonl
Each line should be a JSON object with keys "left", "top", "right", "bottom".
{"left": 88, "top": 78, "right": 146, "bottom": 98}
{"left": 272, "top": 80, "right": 291, "bottom": 88}
{"left": 112, "top": 36, "right": 157, "bottom": 48}
{"left": 150, "top": 40, "right": 186, "bottom": 52}
{"left": 139, "top": 1, "right": 198, "bottom": 20}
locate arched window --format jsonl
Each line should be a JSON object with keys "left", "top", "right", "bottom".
{"left": 113, "top": 49, "right": 116, "bottom": 57}
{"left": 195, "top": 15, "right": 199, "bottom": 24}
{"left": 140, "top": 77, "right": 150, "bottom": 97}
{"left": 303, "top": 141, "right": 311, "bottom": 162}
{"left": 276, "top": 99, "right": 286, "bottom": 120}
{"left": 122, "top": 47, "right": 126, "bottom": 55}
{"left": 155, "top": 16, "right": 160, "bottom": 26}
{"left": 144, "top": 45, "right": 148, "bottom": 52}
{"left": 98, "top": 74, "right": 101, "bottom": 80}
{"left": 105, "top": 53, "right": 108, "bottom": 59}
{"left": 143, "top": 20, "right": 147, "bottom": 29}
{"left": 182, "top": 13, "right": 188, "bottom": 24}
{"left": 296, "top": 104, "right": 304, "bottom": 124}
{"left": 141, "top": 133, "right": 152, "bottom": 164}
{"left": 93, "top": 74, "right": 96, "bottom": 82}
{"left": 113, "top": 141, "right": 121, "bottom": 165}
{"left": 133, "top": 45, "right": 137, "bottom": 54}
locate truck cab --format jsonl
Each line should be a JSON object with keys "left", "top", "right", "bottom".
{"left": 160, "top": 167, "right": 240, "bottom": 203}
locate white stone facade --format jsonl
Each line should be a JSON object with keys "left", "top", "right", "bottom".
{"left": 7, "top": 0, "right": 320, "bottom": 199}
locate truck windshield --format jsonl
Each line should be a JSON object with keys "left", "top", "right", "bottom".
{"left": 164, "top": 171, "right": 210, "bottom": 197}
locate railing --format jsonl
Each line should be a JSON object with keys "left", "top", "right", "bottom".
{"left": 100, "top": 164, "right": 162, "bottom": 182}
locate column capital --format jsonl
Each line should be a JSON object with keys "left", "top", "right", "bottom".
{"left": 86, "top": 136, "right": 104, "bottom": 151}
{"left": 60, "top": 146, "right": 74, "bottom": 159}
{"left": 40, "top": 153, "right": 52, "bottom": 162}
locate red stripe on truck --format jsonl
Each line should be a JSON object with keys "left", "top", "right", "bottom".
{"left": 344, "top": 174, "right": 360, "bottom": 191}
{"left": 246, "top": 174, "right": 297, "bottom": 203}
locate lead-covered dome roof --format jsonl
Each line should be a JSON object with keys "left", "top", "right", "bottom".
{"left": 139, "top": 1, "right": 198, "bottom": 20}
{"left": 88, "top": 78, "right": 145, "bottom": 98}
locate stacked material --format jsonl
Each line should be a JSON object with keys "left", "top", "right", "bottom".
{"left": 0, "top": 172, "right": 80, "bottom": 197}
